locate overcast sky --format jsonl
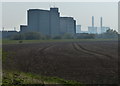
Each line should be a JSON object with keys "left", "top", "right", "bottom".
{"left": 1, "top": 2, "right": 118, "bottom": 32}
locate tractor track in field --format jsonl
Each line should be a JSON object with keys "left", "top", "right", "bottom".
{"left": 38, "top": 44, "right": 55, "bottom": 53}
{"left": 72, "top": 42, "right": 114, "bottom": 68}
{"left": 72, "top": 42, "right": 113, "bottom": 59}
{"left": 36, "top": 44, "right": 56, "bottom": 58}
{"left": 3, "top": 41, "right": 118, "bottom": 84}
{"left": 28, "top": 43, "right": 56, "bottom": 63}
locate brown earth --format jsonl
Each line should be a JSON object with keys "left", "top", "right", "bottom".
{"left": 2, "top": 41, "right": 118, "bottom": 84}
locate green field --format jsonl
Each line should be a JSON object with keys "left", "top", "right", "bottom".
{"left": 2, "top": 70, "right": 83, "bottom": 86}
{"left": 2, "top": 38, "right": 118, "bottom": 44}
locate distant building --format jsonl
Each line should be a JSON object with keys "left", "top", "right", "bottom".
{"left": 50, "top": 8, "right": 60, "bottom": 37}
{"left": 60, "top": 17, "right": 76, "bottom": 35}
{"left": 87, "top": 16, "right": 110, "bottom": 34}
{"left": 2, "top": 31, "right": 18, "bottom": 38}
{"left": 88, "top": 16, "right": 97, "bottom": 34}
{"left": 20, "top": 25, "right": 28, "bottom": 32}
{"left": 97, "top": 17, "right": 110, "bottom": 34}
{"left": 100, "top": 27, "right": 110, "bottom": 33}
{"left": 20, "top": 7, "right": 76, "bottom": 37}
{"left": 21, "top": 9, "right": 51, "bottom": 36}
{"left": 88, "top": 26, "right": 97, "bottom": 34}
{"left": 76, "top": 25, "right": 81, "bottom": 33}
{"left": 76, "top": 25, "right": 88, "bottom": 33}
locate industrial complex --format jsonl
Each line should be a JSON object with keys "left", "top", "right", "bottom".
{"left": 77, "top": 16, "right": 110, "bottom": 34}
{"left": 2, "top": 7, "right": 111, "bottom": 39}
{"left": 20, "top": 8, "right": 76, "bottom": 37}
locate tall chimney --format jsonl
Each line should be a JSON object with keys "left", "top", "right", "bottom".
{"left": 14, "top": 27, "right": 16, "bottom": 31}
{"left": 2, "top": 27, "right": 4, "bottom": 31}
{"left": 100, "top": 17, "right": 103, "bottom": 28}
{"left": 92, "top": 16, "right": 94, "bottom": 27}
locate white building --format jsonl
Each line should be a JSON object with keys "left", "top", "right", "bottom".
{"left": 88, "top": 26, "right": 97, "bottom": 34}
{"left": 76, "top": 25, "right": 81, "bottom": 33}
{"left": 87, "top": 16, "right": 110, "bottom": 34}
{"left": 88, "top": 16, "right": 97, "bottom": 34}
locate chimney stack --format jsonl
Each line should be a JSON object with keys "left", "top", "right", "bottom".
{"left": 92, "top": 16, "right": 94, "bottom": 27}
{"left": 100, "top": 17, "right": 103, "bottom": 28}
{"left": 14, "top": 27, "right": 16, "bottom": 31}
{"left": 2, "top": 27, "right": 4, "bottom": 31}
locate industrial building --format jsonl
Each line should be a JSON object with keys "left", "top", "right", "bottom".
{"left": 76, "top": 16, "right": 110, "bottom": 34}
{"left": 2, "top": 31, "right": 18, "bottom": 38}
{"left": 87, "top": 16, "right": 109, "bottom": 34}
{"left": 76, "top": 25, "right": 81, "bottom": 33}
{"left": 98, "top": 17, "right": 110, "bottom": 34}
{"left": 60, "top": 17, "right": 76, "bottom": 36}
{"left": 2, "top": 8, "right": 111, "bottom": 39}
{"left": 20, "top": 7, "right": 76, "bottom": 37}
{"left": 88, "top": 16, "right": 98, "bottom": 34}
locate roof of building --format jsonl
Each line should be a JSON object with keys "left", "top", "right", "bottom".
{"left": 28, "top": 9, "right": 49, "bottom": 12}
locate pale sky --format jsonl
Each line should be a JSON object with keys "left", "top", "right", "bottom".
{"left": 1, "top": 0, "right": 119, "bottom": 2}
{"left": 1, "top": 2, "right": 118, "bottom": 32}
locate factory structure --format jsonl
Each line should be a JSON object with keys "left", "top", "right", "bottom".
{"left": 20, "top": 7, "right": 76, "bottom": 37}
{"left": 77, "top": 16, "right": 110, "bottom": 34}
{"left": 1, "top": 8, "right": 111, "bottom": 39}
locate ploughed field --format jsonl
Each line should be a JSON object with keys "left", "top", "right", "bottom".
{"left": 3, "top": 40, "right": 118, "bottom": 84}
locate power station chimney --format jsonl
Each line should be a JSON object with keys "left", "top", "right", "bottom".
{"left": 100, "top": 17, "right": 103, "bottom": 28}
{"left": 14, "top": 27, "right": 16, "bottom": 31}
{"left": 2, "top": 27, "right": 4, "bottom": 31}
{"left": 92, "top": 16, "right": 94, "bottom": 27}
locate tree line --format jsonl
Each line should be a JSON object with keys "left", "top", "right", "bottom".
{"left": 3, "top": 29, "right": 119, "bottom": 40}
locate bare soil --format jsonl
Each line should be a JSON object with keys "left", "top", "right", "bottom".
{"left": 2, "top": 41, "right": 118, "bottom": 84}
